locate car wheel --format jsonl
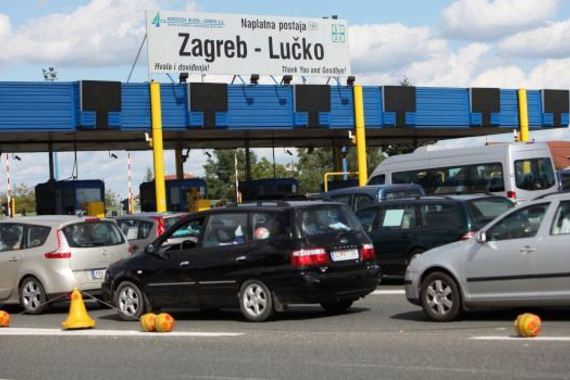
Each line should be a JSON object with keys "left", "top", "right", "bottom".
{"left": 115, "top": 281, "right": 147, "bottom": 321}
{"left": 19, "top": 277, "right": 48, "bottom": 315}
{"left": 320, "top": 299, "right": 354, "bottom": 314}
{"left": 239, "top": 280, "right": 274, "bottom": 322}
{"left": 420, "top": 272, "right": 462, "bottom": 322}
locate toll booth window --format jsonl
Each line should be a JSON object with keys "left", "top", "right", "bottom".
{"left": 63, "top": 221, "right": 124, "bottom": 247}
{"left": 203, "top": 213, "right": 248, "bottom": 247}
{"left": 76, "top": 187, "right": 102, "bottom": 203}
{"left": 515, "top": 158, "right": 555, "bottom": 191}
{"left": 26, "top": 225, "right": 51, "bottom": 248}
{"left": 0, "top": 224, "right": 24, "bottom": 252}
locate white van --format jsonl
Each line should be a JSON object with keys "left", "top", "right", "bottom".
{"left": 368, "top": 142, "right": 558, "bottom": 202}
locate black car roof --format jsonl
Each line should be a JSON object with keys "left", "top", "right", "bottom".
{"left": 355, "top": 193, "right": 509, "bottom": 210}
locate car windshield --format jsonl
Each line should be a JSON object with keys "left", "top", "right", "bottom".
{"left": 62, "top": 221, "right": 124, "bottom": 247}
{"left": 467, "top": 198, "right": 514, "bottom": 227}
{"left": 298, "top": 205, "right": 361, "bottom": 236}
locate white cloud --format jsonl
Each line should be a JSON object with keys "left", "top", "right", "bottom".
{"left": 349, "top": 23, "right": 447, "bottom": 73}
{"left": 440, "top": 0, "right": 560, "bottom": 41}
{"left": 471, "top": 65, "right": 527, "bottom": 88}
{"left": 499, "top": 20, "right": 570, "bottom": 59}
{"left": 0, "top": 0, "right": 197, "bottom": 67}
{"left": 0, "top": 14, "right": 11, "bottom": 42}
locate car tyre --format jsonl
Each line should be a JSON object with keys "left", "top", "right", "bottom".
{"left": 239, "top": 280, "right": 274, "bottom": 322}
{"left": 320, "top": 299, "right": 354, "bottom": 314}
{"left": 420, "top": 272, "right": 462, "bottom": 322}
{"left": 19, "top": 277, "right": 48, "bottom": 315}
{"left": 115, "top": 281, "right": 148, "bottom": 321}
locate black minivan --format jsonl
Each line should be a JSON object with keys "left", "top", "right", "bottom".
{"left": 102, "top": 201, "right": 380, "bottom": 322}
{"left": 356, "top": 194, "right": 513, "bottom": 276}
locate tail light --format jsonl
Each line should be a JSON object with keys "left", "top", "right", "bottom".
{"left": 154, "top": 217, "right": 166, "bottom": 237}
{"left": 360, "top": 244, "right": 376, "bottom": 260}
{"left": 461, "top": 231, "right": 476, "bottom": 240}
{"left": 291, "top": 248, "right": 329, "bottom": 267}
{"left": 45, "top": 230, "right": 72, "bottom": 259}
{"left": 507, "top": 191, "right": 517, "bottom": 201}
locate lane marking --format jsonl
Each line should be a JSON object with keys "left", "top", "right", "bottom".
{"left": 0, "top": 328, "right": 244, "bottom": 338}
{"left": 471, "top": 336, "right": 570, "bottom": 342}
{"left": 372, "top": 290, "right": 405, "bottom": 295}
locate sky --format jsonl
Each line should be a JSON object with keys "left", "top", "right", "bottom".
{"left": 1, "top": 0, "right": 570, "bottom": 199}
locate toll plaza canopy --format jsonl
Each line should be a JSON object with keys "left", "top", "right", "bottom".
{"left": 0, "top": 80, "right": 568, "bottom": 152}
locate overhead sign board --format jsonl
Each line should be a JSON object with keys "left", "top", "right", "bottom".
{"left": 145, "top": 10, "right": 351, "bottom": 77}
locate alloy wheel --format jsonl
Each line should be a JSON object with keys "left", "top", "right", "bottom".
{"left": 243, "top": 283, "right": 268, "bottom": 317}
{"left": 425, "top": 279, "right": 454, "bottom": 316}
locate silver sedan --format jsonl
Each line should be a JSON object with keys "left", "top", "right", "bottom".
{"left": 405, "top": 192, "right": 570, "bottom": 321}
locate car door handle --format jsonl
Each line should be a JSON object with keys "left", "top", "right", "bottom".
{"left": 8, "top": 257, "right": 18, "bottom": 263}
{"left": 179, "top": 261, "right": 190, "bottom": 267}
{"left": 235, "top": 255, "right": 249, "bottom": 262}
{"left": 520, "top": 246, "right": 536, "bottom": 255}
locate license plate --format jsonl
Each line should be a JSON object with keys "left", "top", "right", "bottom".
{"left": 330, "top": 249, "right": 359, "bottom": 262}
{"left": 91, "top": 269, "right": 106, "bottom": 280}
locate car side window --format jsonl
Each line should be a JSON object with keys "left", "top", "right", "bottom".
{"left": 551, "top": 201, "right": 570, "bottom": 236}
{"left": 203, "top": 213, "right": 248, "bottom": 248}
{"left": 26, "top": 225, "right": 51, "bottom": 249}
{"left": 0, "top": 224, "right": 24, "bottom": 252}
{"left": 355, "top": 195, "right": 374, "bottom": 211}
{"left": 378, "top": 205, "right": 416, "bottom": 230}
{"left": 487, "top": 203, "right": 549, "bottom": 241}
{"left": 251, "top": 212, "right": 284, "bottom": 241}
{"left": 356, "top": 208, "right": 377, "bottom": 233}
{"left": 421, "top": 203, "right": 462, "bottom": 228}
{"left": 159, "top": 217, "right": 205, "bottom": 253}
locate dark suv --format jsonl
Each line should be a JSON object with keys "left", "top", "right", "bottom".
{"left": 322, "top": 185, "right": 425, "bottom": 212}
{"left": 103, "top": 201, "right": 380, "bottom": 322}
{"left": 356, "top": 194, "right": 513, "bottom": 276}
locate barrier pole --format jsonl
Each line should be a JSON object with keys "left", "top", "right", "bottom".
{"left": 150, "top": 81, "right": 167, "bottom": 212}
{"left": 518, "top": 88, "right": 529, "bottom": 142}
{"left": 175, "top": 147, "right": 184, "bottom": 180}
{"left": 353, "top": 85, "right": 368, "bottom": 186}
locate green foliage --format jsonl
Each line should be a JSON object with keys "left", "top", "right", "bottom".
{"left": 143, "top": 166, "right": 153, "bottom": 182}
{"left": 105, "top": 189, "right": 120, "bottom": 208}
{"left": 2, "top": 184, "right": 36, "bottom": 216}
{"left": 204, "top": 149, "right": 291, "bottom": 200}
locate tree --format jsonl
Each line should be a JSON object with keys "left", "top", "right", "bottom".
{"left": 143, "top": 166, "right": 153, "bottom": 182}
{"left": 204, "top": 149, "right": 290, "bottom": 200}
{"left": 105, "top": 189, "right": 120, "bottom": 208}
{"left": 6, "top": 184, "right": 36, "bottom": 216}
{"left": 295, "top": 148, "right": 334, "bottom": 193}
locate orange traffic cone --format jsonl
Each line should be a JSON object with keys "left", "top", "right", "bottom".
{"left": 61, "top": 288, "right": 95, "bottom": 330}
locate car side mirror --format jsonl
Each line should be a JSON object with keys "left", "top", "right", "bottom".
{"left": 476, "top": 231, "right": 487, "bottom": 244}
{"left": 144, "top": 244, "right": 156, "bottom": 255}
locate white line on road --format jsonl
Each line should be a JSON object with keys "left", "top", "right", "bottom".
{"left": 372, "top": 290, "right": 405, "bottom": 295}
{"left": 471, "top": 336, "right": 570, "bottom": 342}
{"left": 0, "top": 328, "right": 244, "bottom": 338}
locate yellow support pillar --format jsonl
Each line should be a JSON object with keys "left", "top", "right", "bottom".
{"left": 518, "top": 88, "right": 530, "bottom": 142}
{"left": 353, "top": 85, "right": 368, "bottom": 186}
{"left": 150, "top": 81, "right": 167, "bottom": 212}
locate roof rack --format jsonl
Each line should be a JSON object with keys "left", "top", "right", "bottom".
{"left": 227, "top": 200, "right": 291, "bottom": 208}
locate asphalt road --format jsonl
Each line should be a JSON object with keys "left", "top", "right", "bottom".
{"left": 2, "top": 283, "right": 570, "bottom": 380}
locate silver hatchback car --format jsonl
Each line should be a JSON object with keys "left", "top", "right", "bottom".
{"left": 0, "top": 216, "right": 129, "bottom": 314}
{"left": 406, "top": 192, "right": 570, "bottom": 321}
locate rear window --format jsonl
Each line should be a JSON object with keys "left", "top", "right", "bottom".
{"left": 467, "top": 198, "right": 513, "bottom": 227}
{"left": 63, "top": 221, "right": 124, "bottom": 247}
{"left": 298, "top": 205, "right": 361, "bottom": 236}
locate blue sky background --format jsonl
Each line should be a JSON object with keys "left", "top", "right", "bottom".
{"left": 1, "top": 0, "right": 570, "bottom": 201}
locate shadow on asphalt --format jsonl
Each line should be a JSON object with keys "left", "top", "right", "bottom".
{"left": 97, "top": 305, "right": 370, "bottom": 323}
{"left": 391, "top": 307, "right": 570, "bottom": 323}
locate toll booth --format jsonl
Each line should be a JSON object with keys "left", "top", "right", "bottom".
{"left": 239, "top": 178, "right": 300, "bottom": 202}
{"left": 140, "top": 178, "right": 207, "bottom": 212}
{"left": 35, "top": 180, "right": 105, "bottom": 215}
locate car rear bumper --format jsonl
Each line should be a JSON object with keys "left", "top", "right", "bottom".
{"left": 271, "top": 264, "right": 381, "bottom": 304}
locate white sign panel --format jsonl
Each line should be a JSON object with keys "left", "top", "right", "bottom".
{"left": 145, "top": 10, "right": 351, "bottom": 77}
